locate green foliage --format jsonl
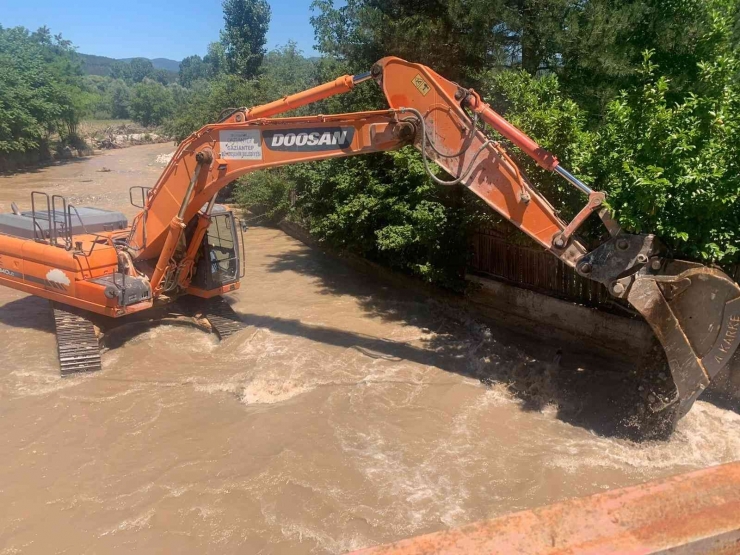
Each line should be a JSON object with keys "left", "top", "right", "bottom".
{"left": 179, "top": 55, "right": 212, "bottom": 87}
{"left": 310, "top": 0, "right": 504, "bottom": 80}
{"left": 287, "top": 148, "right": 472, "bottom": 289}
{"left": 110, "top": 80, "right": 131, "bottom": 119}
{"left": 234, "top": 169, "right": 294, "bottom": 222}
{"left": 260, "top": 42, "right": 317, "bottom": 99}
{"left": 79, "top": 53, "right": 179, "bottom": 81}
{"left": 165, "top": 42, "right": 317, "bottom": 142}
{"left": 0, "top": 25, "right": 86, "bottom": 155}
{"left": 129, "top": 79, "right": 174, "bottom": 127}
{"left": 109, "top": 57, "right": 150, "bottom": 83}
{"left": 129, "top": 58, "right": 154, "bottom": 83}
{"left": 481, "top": 9, "right": 740, "bottom": 265}
{"left": 477, "top": 69, "right": 594, "bottom": 221}
{"left": 221, "top": 0, "right": 271, "bottom": 79}
{"left": 164, "top": 75, "right": 260, "bottom": 141}
{"left": 588, "top": 49, "right": 740, "bottom": 263}
{"left": 556, "top": 0, "right": 734, "bottom": 115}
{"left": 108, "top": 60, "right": 130, "bottom": 81}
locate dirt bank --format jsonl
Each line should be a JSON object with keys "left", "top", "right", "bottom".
{"left": 0, "top": 144, "right": 738, "bottom": 554}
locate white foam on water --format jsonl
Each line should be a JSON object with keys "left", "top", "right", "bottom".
{"left": 547, "top": 401, "right": 740, "bottom": 475}
{"left": 260, "top": 499, "right": 369, "bottom": 554}
{"left": 8, "top": 368, "right": 87, "bottom": 397}
{"left": 336, "top": 425, "right": 471, "bottom": 534}
{"left": 240, "top": 377, "right": 312, "bottom": 405}
{"left": 128, "top": 325, "right": 219, "bottom": 352}
{"left": 99, "top": 508, "right": 155, "bottom": 536}
{"left": 190, "top": 379, "right": 242, "bottom": 396}
{"left": 186, "top": 328, "right": 324, "bottom": 405}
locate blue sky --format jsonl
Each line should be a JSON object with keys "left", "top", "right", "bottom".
{"left": 0, "top": 0, "right": 321, "bottom": 60}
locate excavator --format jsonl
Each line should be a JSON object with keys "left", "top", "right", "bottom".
{"left": 0, "top": 57, "right": 737, "bottom": 431}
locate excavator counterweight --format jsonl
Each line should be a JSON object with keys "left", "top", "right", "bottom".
{"left": 0, "top": 57, "right": 736, "bottom": 434}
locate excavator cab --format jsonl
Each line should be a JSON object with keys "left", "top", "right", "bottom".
{"left": 191, "top": 207, "right": 242, "bottom": 292}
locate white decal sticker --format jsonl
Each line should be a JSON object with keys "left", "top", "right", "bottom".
{"left": 219, "top": 130, "right": 263, "bottom": 160}
{"left": 46, "top": 269, "right": 71, "bottom": 286}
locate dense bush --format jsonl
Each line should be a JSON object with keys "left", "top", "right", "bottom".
{"left": 129, "top": 80, "right": 175, "bottom": 127}
{"left": 288, "top": 148, "right": 473, "bottom": 289}
{"left": 590, "top": 50, "right": 740, "bottom": 264}
{"left": 233, "top": 169, "right": 294, "bottom": 223}
{"left": 0, "top": 25, "right": 86, "bottom": 156}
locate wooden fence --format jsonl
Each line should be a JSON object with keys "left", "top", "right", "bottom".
{"left": 468, "top": 224, "right": 740, "bottom": 312}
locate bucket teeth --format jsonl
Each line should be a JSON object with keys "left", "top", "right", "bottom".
{"left": 202, "top": 297, "right": 246, "bottom": 340}
{"left": 51, "top": 304, "right": 101, "bottom": 375}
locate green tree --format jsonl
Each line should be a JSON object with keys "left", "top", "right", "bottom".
{"left": 129, "top": 79, "right": 174, "bottom": 126}
{"left": 221, "top": 0, "right": 271, "bottom": 78}
{"left": 286, "top": 148, "right": 472, "bottom": 288}
{"left": 311, "top": 0, "right": 490, "bottom": 80}
{"left": 481, "top": 5, "right": 740, "bottom": 265}
{"left": 179, "top": 54, "right": 210, "bottom": 87}
{"left": 257, "top": 42, "right": 318, "bottom": 110}
{"left": 587, "top": 49, "right": 740, "bottom": 264}
{"left": 109, "top": 60, "right": 131, "bottom": 81}
{"left": 556, "top": 0, "right": 734, "bottom": 114}
{"left": 166, "top": 43, "right": 319, "bottom": 141}
{"left": 0, "top": 25, "right": 86, "bottom": 157}
{"left": 204, "top": 41, "right": 227, "bottom": 76}
{"left": 152, "top": 68, "right": 175, "bottom": 85}
{"left": 129, "top": 57, "right": 155, "bottom": 83}
{"left": 235, "top": 169, "right": 294, "bottom": 222}
{"left": 164, "top": 74, "right": 259, "bottom": 141}
{"left": 110, "top": 80, "right": 131, "bottom": 119}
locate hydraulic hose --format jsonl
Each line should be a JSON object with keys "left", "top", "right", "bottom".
{"left": 400, "top": 107, "right": 492, "bottom": 186}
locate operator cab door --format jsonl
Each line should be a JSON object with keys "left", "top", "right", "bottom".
{"left": 193, "top": 211, "right": 241, "bottom": 291}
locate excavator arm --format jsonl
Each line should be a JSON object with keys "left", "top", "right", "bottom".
{"left": 119, "top": 57, "right": 738, "bottom": 421}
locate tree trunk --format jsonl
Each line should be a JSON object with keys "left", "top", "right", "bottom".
{"left": 521, "top": 38, "right": 540, "bottom": 74}
{"left": 519, "top": 1, "right": 541, "bottom": 75}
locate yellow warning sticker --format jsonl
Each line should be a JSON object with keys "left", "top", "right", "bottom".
{"left": 412, "top": 74, "right": 431, "bottom": 96}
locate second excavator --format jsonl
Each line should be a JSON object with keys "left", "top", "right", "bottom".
{"left": 0, "top": 57, "right": 737, "bottom": 432}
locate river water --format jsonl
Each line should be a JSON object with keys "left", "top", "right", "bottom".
{"left": 0, "top": 144, "right": 738, "bottom": 554}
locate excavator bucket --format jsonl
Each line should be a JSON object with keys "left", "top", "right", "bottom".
{"left": 578, "top": 233, "right": 740, "bottom": 421}
{"left": 627, "top": 259, "right": 740, "bottom": 418}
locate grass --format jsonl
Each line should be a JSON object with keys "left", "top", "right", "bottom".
{"left": 78, "top": 119, "right": 135, "bottom": 136}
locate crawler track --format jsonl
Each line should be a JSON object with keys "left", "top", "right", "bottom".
{"left": 202, "top": 297, "right": 247, "bottom": 340}
{"left": 51, "top": 303, "right": 102, "bottom": 375}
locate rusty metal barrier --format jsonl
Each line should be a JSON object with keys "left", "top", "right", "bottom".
{"left": 470, "top": 225, "right": 740, "bottom": 316}
{"left": 469, "top": 225, "right": 614, "bottom": 310}
{"left": 348, "top": 462, "right": 740, "bottom": 555}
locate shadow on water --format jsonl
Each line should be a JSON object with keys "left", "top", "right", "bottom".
{"left": 259, "top": 241, "right": 739, "bottom": 441}
{"left": 0, "top": 295, "right": 56, "bottom": 333}
{"left": 0, "top": 155, "right": 93, "bottom": 178}
{"left": 1, "top": 233, "right": 736, "bottom": 441}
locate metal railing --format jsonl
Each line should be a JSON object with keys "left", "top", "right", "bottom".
{"left": 29, "top": 191, "right": 113, "bottom": 258}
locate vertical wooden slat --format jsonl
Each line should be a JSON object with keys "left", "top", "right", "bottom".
{"left": 469, "top": 224, "right": 621, "bottom": 310}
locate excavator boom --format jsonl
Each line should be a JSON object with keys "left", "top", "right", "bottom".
{"left": 0, "top": 57, "right": 736, "bottom": 429}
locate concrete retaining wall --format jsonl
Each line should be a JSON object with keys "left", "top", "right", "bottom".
{"left": 466, "top": 274, "right": 653, "bottom": 363}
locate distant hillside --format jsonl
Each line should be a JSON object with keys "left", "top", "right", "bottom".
{"left": 120, "top": 57, "right": 181, "bottom": 73}
{"left": 78, "top": 53, "right": 180, "bottom": 77}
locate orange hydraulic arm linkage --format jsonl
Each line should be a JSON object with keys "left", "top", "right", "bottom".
{"left": 125, "top": 57, "right": 738, "bottom": 421}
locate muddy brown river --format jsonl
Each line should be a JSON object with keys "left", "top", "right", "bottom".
{"left": 0, "top": 144, "right": 738, "bottom": 554}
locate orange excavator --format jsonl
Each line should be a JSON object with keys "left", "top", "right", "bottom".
{"left": 0, "top": 58, "right": 737, "bottom": 427}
